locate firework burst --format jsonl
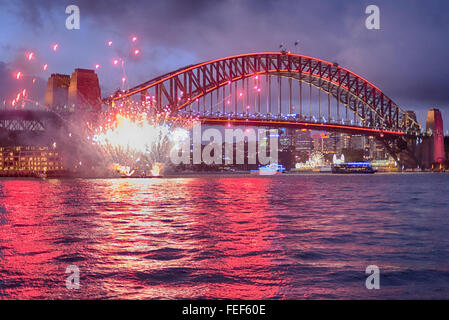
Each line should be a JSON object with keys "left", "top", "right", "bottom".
{"left": 92, "top": 101, "right": 192, "bottom": 177}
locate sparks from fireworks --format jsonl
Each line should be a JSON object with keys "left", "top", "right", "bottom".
{"left": 92, "top": 102, "right": 192, "bottom": 177}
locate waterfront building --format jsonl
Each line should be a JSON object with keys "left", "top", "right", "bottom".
{"left": 0, "top": 145, "right": 65, "bottom": 177}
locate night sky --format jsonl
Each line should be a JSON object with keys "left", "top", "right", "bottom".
{"left": 1, "top": 0, "right": 448, "bottom": 130}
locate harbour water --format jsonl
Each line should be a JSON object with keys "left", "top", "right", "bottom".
{"left": 0, "top": 173, "right": 449, "bottom": 299}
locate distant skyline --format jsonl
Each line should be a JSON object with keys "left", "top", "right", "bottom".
{"left": 1, "top": 0, "right": 449, "bottom": 131}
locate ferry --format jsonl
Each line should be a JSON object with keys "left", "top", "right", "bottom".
{"left": 251, "top": 163, "right": 286, "bottom": 175}
{"left": 332, "top": 162, "right": 377, "bottom": 174}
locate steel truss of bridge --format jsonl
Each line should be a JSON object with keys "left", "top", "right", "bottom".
{"left": 0, "top": 110, "right": 63, "bottom": 133}
{"left": 0, "top": 119, "right": 45, "bottom": 132}
{"left": 107, "top": 52, "right": 422, "bottom": 136}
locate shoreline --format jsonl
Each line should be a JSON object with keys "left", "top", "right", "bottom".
{"left": 0, "top": 170, "right": 446, "bottom": 180}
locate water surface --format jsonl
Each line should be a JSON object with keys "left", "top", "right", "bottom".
{"left": 0, "top": 173, "right": 449, "bottom": 299}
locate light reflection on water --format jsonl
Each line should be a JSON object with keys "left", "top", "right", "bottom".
{"left": 0, "top": 174, "right": 449, "bottom": 299}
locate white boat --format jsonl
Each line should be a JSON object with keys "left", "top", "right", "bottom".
{"left": 257, "top": 163, "right": 286, "bottom": 175}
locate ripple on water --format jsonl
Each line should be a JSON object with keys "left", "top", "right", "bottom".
{"left": 0, "top": 174, "right": 448, "bottom": 299}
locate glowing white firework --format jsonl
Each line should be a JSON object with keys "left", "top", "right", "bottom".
{"left": 93, "top": 113, "right": 190, "bottom": 177}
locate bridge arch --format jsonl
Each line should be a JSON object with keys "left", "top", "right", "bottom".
{"left": 108, "top": 52, "right": 421, "bottom": 134}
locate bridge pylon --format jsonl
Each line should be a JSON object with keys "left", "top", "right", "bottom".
{"left": 378, "top": 135, "right": 421, "bottom": 170}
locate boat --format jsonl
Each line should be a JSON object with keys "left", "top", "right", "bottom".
{"left": 251, "top": 163, "right": 286, "bottom": 175}
{"left": 332, "top": 162, "right": 377, "bottom": 174}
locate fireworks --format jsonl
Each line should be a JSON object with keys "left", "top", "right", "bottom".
{"left": 92, "top": 102, "right": 192, "bottom": 177}
{"left": 150, "top": 163, "right": 163, "bottom": 177}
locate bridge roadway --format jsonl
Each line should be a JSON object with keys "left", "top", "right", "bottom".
{"left": 0, "top": 109, "right": 421, "bottom": 138}
{"left": 176, "top": 111, "right": 420, "bottom": 138}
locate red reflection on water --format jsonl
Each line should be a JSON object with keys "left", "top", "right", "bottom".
{"left": 0, "top": 177, "right": 286, "bottom": 299}
{"left": 0, "top": 180, "right": 64, "bottom": 299}
{"left": 184, "top": 177, "right": 284, "bottom": 299}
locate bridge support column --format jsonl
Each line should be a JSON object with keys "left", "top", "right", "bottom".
{"left": 379, "top": 136, "right": 421, "bottom": 170}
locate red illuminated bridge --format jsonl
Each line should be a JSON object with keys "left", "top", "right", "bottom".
{"left": 106, "top": 52, "right": 422, "bottom": 138}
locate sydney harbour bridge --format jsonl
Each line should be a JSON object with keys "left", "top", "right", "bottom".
{"left": 0, "top": 52, "right": 441, "bottom": 169}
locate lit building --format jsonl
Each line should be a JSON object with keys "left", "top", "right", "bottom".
{"left": 279, "top": 133, "right": 293, "bottom": 150}
{"left": 336, "top": 133, "right": 351, "bottom": 154}
{"left": 322, "top": 132, "right": 337, "bottom": 155}
{"left": 350, "top": 134, "right": 365, "bottom": 150}
{"left": 312, "top": 133, "right": 322, "bottom": 152}
{"left": 0, "top": 145, "right": 64, "bottom": 177}
{"left": 294, "top": 129, "right": 313, "bottom": 152}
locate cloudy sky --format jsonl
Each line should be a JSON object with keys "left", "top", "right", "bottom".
{"left": 1, "top": 0, "right": 448, "bottom": 129}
